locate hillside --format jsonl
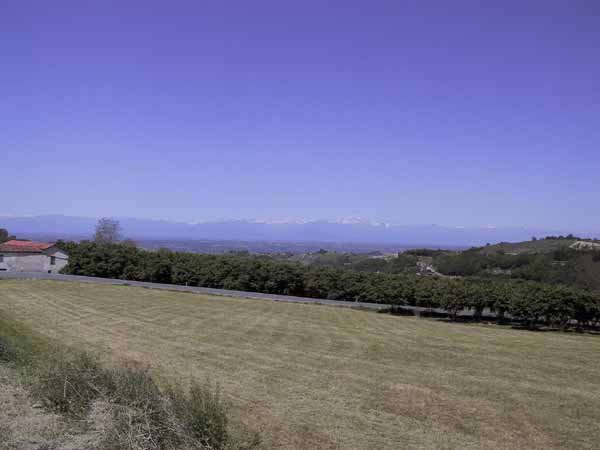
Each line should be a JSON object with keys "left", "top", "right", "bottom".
{"left": 478, "top": 238, "right": 579, "bottom": 255}
{"left": 1, "top": 280, "right": 600, "bottom": 450}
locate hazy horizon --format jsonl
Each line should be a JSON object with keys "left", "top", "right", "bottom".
{"left": 3, "top": 213, "right": 598, "bottom": 250}
{"left": 2, "top": 211, "right": 599, "bottom": 233}
{"left": 4, "top": 2, "right": 599, "bottom": 230}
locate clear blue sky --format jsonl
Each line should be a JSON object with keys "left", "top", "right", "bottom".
{"left": 2, "top": 1, "right": 599, "bottom": 229}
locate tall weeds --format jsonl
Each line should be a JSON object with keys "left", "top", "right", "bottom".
{"left": 0, "top": 316, "right": 263, "bottom": 450}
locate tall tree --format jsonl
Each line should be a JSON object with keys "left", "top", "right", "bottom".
{"left": 0, "top": 228, "right": 15, "bottom": 243}
{"left": 94, "top": 218, "right": 122, "bottom": 244}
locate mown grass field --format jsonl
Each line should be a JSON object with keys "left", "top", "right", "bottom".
{"left": 1, "top": 280, "right": 599, "bottom": 450}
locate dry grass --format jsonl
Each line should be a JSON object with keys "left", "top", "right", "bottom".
{"left": 1, "top": 279, "right": 599, "bottom": 450}
{"left": 0, "top": 365, "right": 66, "bottom": 450}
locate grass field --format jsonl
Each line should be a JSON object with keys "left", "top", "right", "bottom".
{"left": 1, "top": 280, "right": 599, "bottom": 450}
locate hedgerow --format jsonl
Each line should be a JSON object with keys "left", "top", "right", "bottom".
{"left": 58, "top": 241, "right": 600, "bottom": 329}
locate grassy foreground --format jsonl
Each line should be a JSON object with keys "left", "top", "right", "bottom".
{"left": 1, "top": 280, "right": 599, "bottom": 450}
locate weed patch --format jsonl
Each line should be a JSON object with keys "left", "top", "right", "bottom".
{"left": 0, "top": 314, "right": 264, "bottom": 450}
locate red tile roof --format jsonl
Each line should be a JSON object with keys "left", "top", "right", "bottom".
{"left": 0, "top": 240, "right": 55, "bottom": 253}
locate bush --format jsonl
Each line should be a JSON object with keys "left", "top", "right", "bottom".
{"left": 32, "top": 350, "right": 113, "bottom": 417}
{"left": 100, "top": 365, "right": 175, "bottom": 449}
{"left": 166, "top": 381, "right": 229, "bottom": 450}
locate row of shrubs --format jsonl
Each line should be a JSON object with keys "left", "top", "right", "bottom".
{"left": 58, "top": 241, "right": 600, "bottom": 329}
{"left": 0, "top": 316, "right": 262, "bottom": 450}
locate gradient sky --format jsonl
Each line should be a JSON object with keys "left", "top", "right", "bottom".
{"left": 2, "top": 1, "right": 599, "bottom": 228}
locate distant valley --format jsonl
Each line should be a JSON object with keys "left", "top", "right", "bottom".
{"left": 1, "top": 214, "right": 597, "bottom": 253}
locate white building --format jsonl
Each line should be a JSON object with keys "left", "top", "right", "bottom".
{"left": 570, "top": 240, "right": 600, "bottom": 251}
{"left": 0, "top": 240, "right": 69, "bottom": 273}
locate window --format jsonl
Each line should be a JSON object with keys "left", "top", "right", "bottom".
{"left": 0, "top": 254, "right": 3, "bottom": 262}
{"left": 50, "top": 256, "right": 56, "bottom": 265}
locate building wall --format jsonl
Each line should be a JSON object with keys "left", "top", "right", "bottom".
{"left": 0, "top": 252, "right": 46, "bottom": 272}
{"left": 43, "top": 249, "right": 69, "bottom": 274}
{"left": 0, "top": 249, "right": 69, "bottom": 273}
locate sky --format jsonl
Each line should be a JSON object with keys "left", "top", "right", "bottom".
{"left": 2, "top": 1, "right": 599, "bottom": 229}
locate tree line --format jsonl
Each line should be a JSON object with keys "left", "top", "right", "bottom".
{"left": 432, "top": 247, "right": 600, "bottom": 290}
{"left": 57, "top": 241, "right": 600, "bottom": 330}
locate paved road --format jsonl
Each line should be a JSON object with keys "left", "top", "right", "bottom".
{"left": 0, "top": 271, "right": 395, "bottom": 311}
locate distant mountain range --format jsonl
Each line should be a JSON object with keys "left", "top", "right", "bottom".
{"left": 1, "top": 215, "right": 596, "bottom": 248}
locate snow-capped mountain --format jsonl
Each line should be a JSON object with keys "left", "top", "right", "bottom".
{"left": 1, "top": 214, "right": 596, "bottom": 247}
